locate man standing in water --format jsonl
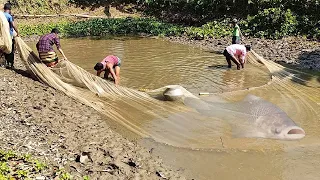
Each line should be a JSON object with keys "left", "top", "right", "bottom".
{"left": 94, "top": 55, "right": 121, "bottom": 85}
{"left": 223, "top": 44, "right": 251, "bottom": 70}
{"left": 231, "top": 18, "right": 242, "bottom": 44}
{"left": 3, "top": 2, "right": 19, "bottom": 69}
{"left": 36, "top": 28, "right": 68, "bottom": 67}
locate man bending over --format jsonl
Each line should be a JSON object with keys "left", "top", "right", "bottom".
{"left": 94, "top": 55, "right": 121, "bottom": 85}
{"left": 223, "top": 44, "right": 251, "bottom": 70}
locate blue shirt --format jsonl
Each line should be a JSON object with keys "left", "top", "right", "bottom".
{"left": 3, "top": 12, "right": 13, "bottom": 36}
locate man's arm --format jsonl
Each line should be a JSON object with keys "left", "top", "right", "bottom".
{"left": 238, "top": 26, "right": 244, "bottom": 40}
{"left": 12, "top": 21, "right": 19, "bottom": 36}
{"left": 54, "top": 37, "right": 68, "bottom": 60}
{"left": 96, "top": 70, "right": 102, "bottom": 77}
{"left": 239, "top": 54, "right": 245, "bottom": 64}
{"left": 58, "top": 48, "right": 68, "bottom": 60}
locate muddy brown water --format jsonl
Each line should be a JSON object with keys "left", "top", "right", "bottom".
{"left": 28, "top": 37, "right": 320, "bottom": 180}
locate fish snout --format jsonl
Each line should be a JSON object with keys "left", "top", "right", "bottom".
{"left": 282, "top": 126, "right": 305, "bottom": 140}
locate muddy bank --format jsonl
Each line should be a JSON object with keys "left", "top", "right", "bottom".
{"left": 167, "top": 36, "right": 320, "bottom": 70}
{"left": 0, "top": 57, "right": 185, "bottom": 179}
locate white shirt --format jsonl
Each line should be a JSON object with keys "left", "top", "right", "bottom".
{"left": 226, "top": 44, "right": 247, "bottom": 63}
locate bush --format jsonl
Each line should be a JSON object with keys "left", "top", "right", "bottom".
{"left": 185, "top": 19, "right": 232, "bottom": 39}
{"left": 244, "top": 8, "right": 298, "bottom": 39}
{"left": 63, "top": 18, "right": 184, "bottom": 37}
{"left": 19, "top": 18, "right": 184, "bottom": 37}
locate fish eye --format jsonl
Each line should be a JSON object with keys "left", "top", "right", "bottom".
{"left": 274, "top": 128, "right": 281, "bottom": 134}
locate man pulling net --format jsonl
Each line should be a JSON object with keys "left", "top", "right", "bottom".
{"left": 36, "top": 28, "right": 68, "bottom": 67}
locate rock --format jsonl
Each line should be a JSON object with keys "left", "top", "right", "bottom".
{"left": 156, "top": 171, "right": 167, "bottom": 179}
{"left": 76, "top": 152, "right": 91, "bottom": 164}
{"left": 36, "top": 176, "right": 46, "bottom": 180}
{"left": 79, "top": 155, "right": 88, "bottom": 164}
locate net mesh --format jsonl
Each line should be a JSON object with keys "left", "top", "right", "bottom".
{"left": 0, "top": 11, "right": 11, "bottom": 54}
{"left": 2, "top": 10, "right": 320, "bottom": 147}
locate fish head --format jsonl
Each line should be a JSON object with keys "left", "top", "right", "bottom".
{"left": 255, "top": 113, "right": 305, "bottom": 140}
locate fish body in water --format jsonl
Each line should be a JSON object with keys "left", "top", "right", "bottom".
{"left": 184, "top": 94, "right": 305, "bottom": 140}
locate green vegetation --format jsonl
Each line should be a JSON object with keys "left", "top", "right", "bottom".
{"left": 0, "top": 150, "right": 46, "bottom": 179}
{"left": 14, "top": 0, "right": 320, "bottom": 39}
{"left": 18, "top": 18, "right": 184, "bottom": 37}
{"left": 184, "top": 19, "right": 232, "bottom": 39}
{"left": 64, "top": 18, "right": 183, "bottom": 37}
{"left": 19, "top": 20, "right": 70, "bottom": 37}
{"left": 0, "top": 150, "right": 88, "bottom": 179}
{"left": 242, "top": 8, "right": 299, "bottom": 39}
{"left": 18, "top": 15, "right": 320, "bottom": 40}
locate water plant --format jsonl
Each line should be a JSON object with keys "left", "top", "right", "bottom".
{"left": 18, "top": 14, "right": 320, "bottom": 40}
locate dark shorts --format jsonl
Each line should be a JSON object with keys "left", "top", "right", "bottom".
{"left": 232, "top": 36, "right": 240, "bottom": 44}
{"left": 223, "top": 49, "right": 232, "bottom": 60}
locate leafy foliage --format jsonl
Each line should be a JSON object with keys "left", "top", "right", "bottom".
{"left": 19, "top": 18, "right": 184, "bottom": 37}
{"left": 17, "top": 7, "right": 320, "bottom": 40}
{"left": 0, "top": 150, "right": 82, "bottom": 179}
{"left": 185, "top": 20, "right": 232, "bottom": 39}
{"left": 244, "top": 8, "right": 298, "bottom": 39}
{"left": 0, "top": 150, "right": 45, "bottom": 179}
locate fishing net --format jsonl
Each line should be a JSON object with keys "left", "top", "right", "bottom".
{"left": 1, "top": 10, "right": 319, "bottom": 148}
{"left": 15, "top": 36, "right": 194, "bottom": 137}
{"left": 0, "top": 11, "right": 12, "bottom": 54}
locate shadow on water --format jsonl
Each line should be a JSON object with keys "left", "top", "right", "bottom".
{"left": 207, "top": 64, "right": 229, "bottom": 70}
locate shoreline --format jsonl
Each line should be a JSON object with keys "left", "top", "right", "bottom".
{"left": 166, "top": 36, "right": 320, "bottom": 71}
{"left": 0, "top": 57, "right": 185, "bottom": 179}
{"left": 1, "top": 34, "right": 319, "bottom": 179}
{"left": 23, "top": 34, "right": 320, "bottom": 71}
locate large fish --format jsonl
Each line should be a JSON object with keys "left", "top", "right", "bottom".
{"left": 184, "top": 94, "right": 306, "bottom": 140}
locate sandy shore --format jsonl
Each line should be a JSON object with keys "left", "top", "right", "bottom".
{"left": 0, "top": 56, "right": 185, "bottom": 179}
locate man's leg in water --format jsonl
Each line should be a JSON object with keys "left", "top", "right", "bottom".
{"left": 223, "top": 49, "right": 232, "bottom": 68}
{"left": 226, "top": 57, "right": 232, "bottom": 68}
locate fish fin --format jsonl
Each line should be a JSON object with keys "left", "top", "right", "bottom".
{"left": 242, "top": 94, "right": 262, "bottom": 102}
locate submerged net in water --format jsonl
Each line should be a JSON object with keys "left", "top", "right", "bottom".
{"left": 15, "top": 36, "right": 194, "bottom": 138}
{"left": 1, "top": 10, "right": 320, "bottom": 148}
